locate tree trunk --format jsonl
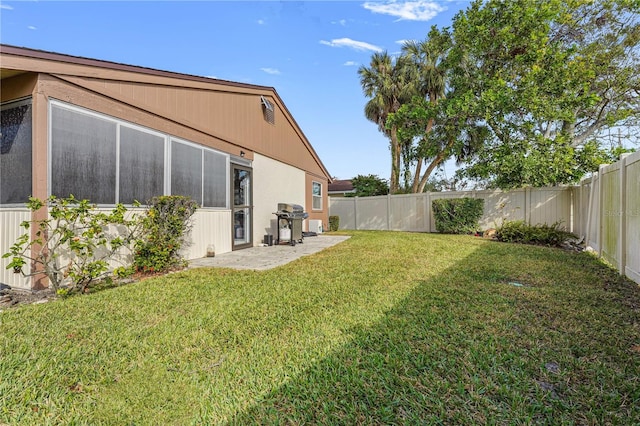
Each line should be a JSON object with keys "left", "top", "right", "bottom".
{"left": 389, "top": 125, "right": 401, "bottom": 193}
{"left": 416, "top": 135, "right": 455, "bottom": 193}
{"left": 412, "top": 116, "right": 435, "bottom": 193}
{"left": 412, "top": 156, "right": 423, "bottom": 193}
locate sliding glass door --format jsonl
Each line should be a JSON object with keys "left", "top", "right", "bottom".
{"left": 232, "top": 165, "right": 252, "bottom": 249}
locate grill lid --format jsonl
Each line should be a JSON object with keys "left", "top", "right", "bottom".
{"left": 277, "top": 203, "right": 304, "bottom": 213}
{"left": 275, "top": 203, "right": 308, "bottom": 219}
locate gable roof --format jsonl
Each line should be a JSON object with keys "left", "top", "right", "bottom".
{"left": 0, "top": 44, "right": 332, "bottom": 181}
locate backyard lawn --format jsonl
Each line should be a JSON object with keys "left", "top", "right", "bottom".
{"left": 1, "top": 231, "right": 639, "bottom": 424}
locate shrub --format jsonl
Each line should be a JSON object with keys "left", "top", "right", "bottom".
{"left": 134, "top": 196, "right": 197, "bottom": 273}
{"left": 328, "top": 215, "right": 340, "bottom": 232}
{"left": 2, "top": 195, "right": 140, "bottom": 292}
{"left": 432, "top": 198, "right": 484, "bottom": 234}
{"left": 496, "top": 221, "right": 576, "bottom": 247}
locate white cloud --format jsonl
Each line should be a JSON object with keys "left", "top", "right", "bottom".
{"left": 343, "top": 61, "right": 359, "bottom": 66}
{"left": 0, "top": 4, "right": 13, "bottom": 10}
{"left": 395, "top": 39, "right": 411, "bottom": 45}
{"left": 320, "top": 38, "right": 382, "bottom": 52}
{"left": 257, "top": 19, "right": 265, "bottom": 25}
{"left": 363, "top": 1, "right": 446, "bottom": 21}
{"left": 260, "top": 67, "right": 281, "bottom": 75}
{"left": 28, "top": 26, "right": 37, "bottom": 30}
{"left": 331, "top": 19, "right": 347, "bottom": 26}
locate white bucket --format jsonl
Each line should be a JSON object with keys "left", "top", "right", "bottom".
{"left": 279, "top": 228, "right": 291, "bottom": 241}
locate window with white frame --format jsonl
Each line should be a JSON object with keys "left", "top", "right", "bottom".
{"left": 312, "top": 181, "right": 322, "bottom": 210}
{"left": 49, "top": 101, "right": 229, "bottom": 208}
{"left": 1, "top": 98, "right": 32, "bottom": 205}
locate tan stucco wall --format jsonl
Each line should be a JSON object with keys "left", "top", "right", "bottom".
{"left": 252, "top": 153, "right": 306, "bottom": 244}
{"left": 305, "top": 173, "right": 330, "bottom": 231}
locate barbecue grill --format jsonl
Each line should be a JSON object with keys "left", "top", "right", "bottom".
{"left": 274, "top": 203, "right": 308, "bottom": 246}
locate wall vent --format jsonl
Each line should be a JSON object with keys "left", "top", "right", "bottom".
{"left": 261, "top": 96, "right": 275, "bottom": 125}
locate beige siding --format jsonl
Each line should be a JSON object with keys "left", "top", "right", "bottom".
{"left": 181, "top": 210, "right": 233, "bottom": 259}
{"left": 0, "top": 209, "right": 33, "bottom": 290}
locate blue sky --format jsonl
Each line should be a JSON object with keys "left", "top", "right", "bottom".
{"left": 0, "top": 0, "right": 470, "bottom": 181}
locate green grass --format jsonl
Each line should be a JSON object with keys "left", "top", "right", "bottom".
{"left": 1, "top": 231, "right": 639, "bottom": 424}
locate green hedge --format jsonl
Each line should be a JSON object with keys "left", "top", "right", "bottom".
{"left": 134, "top": 195, "right": 198, "bottom": 273}
{"left": 496, "top": 220, "right": 576, "bottom": 247}
{"left": 328, "top": 216, "right": 340, "bottom": 232}
{"left": 432, "top": 198, "right": 484, "bottom": 234}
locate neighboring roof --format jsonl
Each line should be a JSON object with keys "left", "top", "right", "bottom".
{"left": 328, "top": 179, "right": 354, "bottom": 193}
{"left": 0, "top": 44, "right": 332, "bottom": 181}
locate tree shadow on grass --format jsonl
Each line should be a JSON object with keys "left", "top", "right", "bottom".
{"left": 226, "top": 244, "right": 640, "bottom": 425}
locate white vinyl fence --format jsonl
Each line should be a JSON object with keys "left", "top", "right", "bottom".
{"left": 571, "top": 151, "right": 640, "bottom": 284}
{"left": 330, "top": 187, "right": 573, "bottom": 233}
{"left": 330, "top": 151, "right": 640, "bottom": 285}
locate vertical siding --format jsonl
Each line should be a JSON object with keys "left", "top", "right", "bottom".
{"left": 0, "top": 208, "right": 232, "bottom": 290}
{"left": 181, "top": 210, "right": 232, "bottom": 259}
{"left": 0, "top": 209, "right": 32, "bottom": 290}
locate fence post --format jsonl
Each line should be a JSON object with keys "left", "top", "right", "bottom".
{"left": 569, "top": 186, "right": 575, "bottom": 234}
{"left": 425, "top": 192, "right": 431, "bottom": 232}
{"left": 354, "top": 196, "right": 358, "bottom": 231}
{"left": 585, "top": 176, "right": 595, "bottom": 244}
{"left": 524, "top": 187, "right": 531, "bottom": 225}
{"left": 387, "top": 193, "right": 391, "bottom": 231}
{"left": 598, "top": 163, "right": 606, "bottom": 258}
{"left": 619, "top": 154, "right": 629, "bottom": 276}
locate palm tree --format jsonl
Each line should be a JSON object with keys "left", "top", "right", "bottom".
{"left": 358, "top": 52, "right": 413, "bottom": 193}
{"left": 402, "top": 29, "right": 449, "bottom": 193}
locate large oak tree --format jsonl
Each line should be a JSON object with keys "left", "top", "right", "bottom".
{"left": 362, "top": 0, "right": 639, "bottom": 191}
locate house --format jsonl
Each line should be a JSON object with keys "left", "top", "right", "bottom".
{"left": 0, "top": 44, "right": 331, "bottom": 290}
{"left": 328, "top": 179, "right": 355, "bottom": 197}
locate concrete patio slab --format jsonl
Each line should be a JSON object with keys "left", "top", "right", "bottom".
{"left": 188, "top": 235, "right": 350, "bottom": 271}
